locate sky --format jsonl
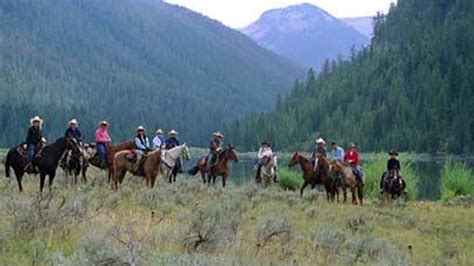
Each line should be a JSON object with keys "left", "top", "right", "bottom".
{"left": 164, "top": 0, "right": 396, "bottom": 28}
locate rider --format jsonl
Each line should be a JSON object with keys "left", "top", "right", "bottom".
{"left": 344, "top": 143, "right": 363, "bottom": 183}
{"left": 208, "top": 131, "right": 223, "bottom": 167}
{"left": 24, "top": 116, "right": 43, "bottom": 171}
{"left": 65, "top": 119, "right": 82, "bottom": 143}
{"left": 95, "top": 121, "right": 111, "bottom": 168}
{"left": 380, "top": 150, "right": 404, "bottom": 191}
{"left": 310, "top": 138, "right": 327, "bottom": 171}
{"left": 152, "top": 129, "right": 165, "bottom": 150}
{"left": 133, "top": 126, "right": 151, "bottom": 173}
{"left": 255, "top": 140, "right": 273, "bottom": 181}
{"left": 330, "top": 141, "right": 345, "bottom": 162}
{"left": 165, "top": 130, "right": 181, "bottom": 173}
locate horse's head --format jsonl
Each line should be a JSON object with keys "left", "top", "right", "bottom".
{"left": 181, "top": 143, "right": 190, "bottom": 161}
{"left": 82, "top": 143, "right": 96, "bottom": 160}
{"left": 65, "top": 137, "right": 79, "bottom": 152}
{"left": 288, "top": 152, "right": 299, "bottom": 168}
{"left": 225, "top": 144, "right": 239, "bottom": 162}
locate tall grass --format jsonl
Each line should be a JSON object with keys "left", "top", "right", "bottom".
{"left": 364, "top": 154, "right": 419, "bottom": 200}
{"left": 441, "top": 159, "right": 474, "bottom": 202}
{"left": 277, "top": 168, "right": 303, "bottom": 191}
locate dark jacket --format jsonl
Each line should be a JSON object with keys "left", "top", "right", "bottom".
{"left": 65, "top": 127, "right": 82, "bottom": 141}
{"left": 209, "top": 139, "right": 221, "bottom": 152}
{"left": 387, "top": 158, "right": 401, "bottom": 171}
{"left": 312, "top": 146, "right": 327, "bottom": 159}
{"left": 165, "top": 137, "right": 180, "bottom": 149}
{"left": 26, "top": 126, "right": 42, "bottom": 145}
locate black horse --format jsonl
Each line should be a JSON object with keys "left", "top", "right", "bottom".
{"left": 381, "top": 170, "right": 406, "bottom": 200}
{"left": 5, "top": 137, "right": 77, "bottom": 192}
{"left": 61, "top": 142, "right": 89, "bottom": 184}
{"left": 4, "top": 145, "right": 29, "bottom": 192}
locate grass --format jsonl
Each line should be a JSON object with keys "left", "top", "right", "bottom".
{"left": 441, "top": 159, "right": 474, "bottom": 202}
{"left": 277, "top": 167, "right": 303, "bottom": 191}
{"left": 0, "top": 152, "right": 473, "bottom": 265}
{"left": 364, "top": 154, "right": 419, "bottom": 201}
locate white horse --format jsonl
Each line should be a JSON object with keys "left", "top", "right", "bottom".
{"left": 159, "top": 143, "right": 190, "bottom": 183}
{"left": 259, "top": 153, "right": 278, "bottom": 188}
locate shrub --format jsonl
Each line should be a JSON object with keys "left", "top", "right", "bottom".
{"left": 441, "top": 159, "right": 474, "bottom": 202}
{"left": 364, "top": 154, "right": 419, "bottom": 200}
{"left": 256, "top": 216, "right": 293, "bottom": 248}
{"left": 311, "top": 225, "right": 347, "bottom": 253}
{"left": 277, "top": 168, "right": 303, "bottom": 191}
{"left": 344, "top": 235, "right": 408, "bottom": 264}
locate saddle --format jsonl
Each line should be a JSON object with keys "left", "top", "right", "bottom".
{"left": 125, "top": 150, "right": 138, "bottom": 163}
{"left": 16, "top": 145, "right": 28, "bottom": 158}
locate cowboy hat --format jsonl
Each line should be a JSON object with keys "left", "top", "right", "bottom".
{"left": 213, "top": 131, "right": 224, "bottom": 138}
{"left": 155, "top": 128, "right": 163, "bottom": 134}
{"left": 136, "top": 126, "right": 145, "bottom": 132}
{"left": 388, "top": 150, "right": 399, "bottom": 156}
{"left": 69, "top": 119, "right": 78, "bottom": 125}
{"left": 99, "top": 121, "right": 109, "bottom": 126}
{"left": 169, "top": 129, "right": 178, "bottom": 135}
{"left": 316, "top": 138, "right": 326, "bottom": 144}
{"left": 30, "top": 116, "right": 43, "bottom": 126}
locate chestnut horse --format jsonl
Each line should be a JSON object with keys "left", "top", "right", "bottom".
{"left": 112, "top": 149, "right": 162, "bottom": 189}
{"left": 188, "top": 145, "right": 239, "bottom": 187}
{"left": 329, "top": 161, "right": 364, "bottom": 205}
{"left": 87, "top": 141, "right": 135, "bottom": 183}
{"left": 288, "top": 152, "right": 333, "bottom": 200}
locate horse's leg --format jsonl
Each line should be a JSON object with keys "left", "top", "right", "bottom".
{"left": 300, "top": 181, "right": 309, "bottom": 197}
{"left": 222, "top": 174, "right": 227, "bottom": 188}
{"left": 342, "top": 186, "right": 348, "bottom": 203}
{"left": 14, "top": 170, "right": 24, "bottom": 193}
{"left": 200, "top": 169, "right": 206, "bottom": 184}
{"left": 39, "top": 172, "right": 46, "bottom": 193}
{"left": 48, "top": 171, "right": 57, "bottom": 193}
{"left": 82, "top": 165, "right": 88, "bottom": 183}
{"left": 351, "top": 187, "right": 357, "bottom": 205}
{"left": 358, "top": 184, "right": 364, "bottom": 206}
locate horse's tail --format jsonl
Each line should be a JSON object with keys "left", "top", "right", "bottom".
{"left": 188, "top": 165, "right": 199, "bottom": 176}
{"left": 4, "top": 155, "right": 11, "bottom": 178}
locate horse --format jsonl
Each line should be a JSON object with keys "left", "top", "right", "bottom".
{"left": 87, "top": 141, "right": 135, "bottom": 183}
{"left": 188, "top": 145, "right": 239, "bottom": 187}
{"left": 4, "top": 144, "right": 29, "bottom": 192}
{"left": 288, "top": 152, "right": 333, "bottom": 200}
{"left": 159, "top": 144, "right": 190, "bottom": 183}
{"left": 258, "top": 154, "right": 278, "bottom": 188}
{"left": 329, "top": 161, "right": 364, "bottom": 205}
{"left": 112, "top": 148, "right": 164, "bottom": 189}
{"left": 61, "top": 142, "right": 93, "bottom": 185}
{"left": 381, "top": 170, "right": 406, "bottom": 201}
{"left": 34, "top": 137, "right": 78, "bottom": 193}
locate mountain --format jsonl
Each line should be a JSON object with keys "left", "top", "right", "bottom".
{"left": 226, "top": 0, "right": 474, "bottom": 154}
{"left": 341, "top": 16, "right": 374, "bottom": 37}
{"left": 241, "top": 3, "right": 369, "bottom": 69}
{"left": 0, "top": 0, "right": 301, "bottom": 147}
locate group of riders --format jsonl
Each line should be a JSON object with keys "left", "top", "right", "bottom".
{"left": 22, "top": 115, "right": 405, "bottom": 193}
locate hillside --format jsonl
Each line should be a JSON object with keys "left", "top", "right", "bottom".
{"left": 0, "top": 0, "right": 301, "bottom": 147}
{"left": 225, "top": 0, "right": 474, "bottom": 154}
{"left": 341, "top": 16, "right": 374, "bottom": 37}
{"left": 241, "top": 3, "right": 369, "bottom": 69}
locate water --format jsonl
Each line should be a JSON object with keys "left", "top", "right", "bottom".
{"left": 183, "top": 154, "right": 474, "bottom": 201}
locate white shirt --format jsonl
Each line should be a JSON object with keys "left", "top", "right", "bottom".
{"left": 257, "top": 147, "right": 273, "bottom": 159}
{"left": 152, "top": 135, "right": 164, "bottom": 149}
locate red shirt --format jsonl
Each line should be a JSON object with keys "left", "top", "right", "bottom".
{"left": 344, "top": 150, "right": 359, "bottom": 167}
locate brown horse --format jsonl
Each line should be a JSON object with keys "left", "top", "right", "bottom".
{"left": 329, "top": 161, "right": 364, "bottom": 205}
{"left": 112, "top": 149, "right": 162, "bottom": 189}
{"left": 288, "top": 153, "right": 333, "bottom": 199}
{"left": 188, "top": 145, "right": 239, "bottom": 187}
{"left": 87, "top": 141, "right": 135, "bottom": 183}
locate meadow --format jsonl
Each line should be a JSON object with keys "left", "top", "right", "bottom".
{"left": 0, "top": 152, "right": 473, "bottom": 265}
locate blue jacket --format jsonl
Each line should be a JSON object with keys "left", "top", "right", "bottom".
{"left": 165, "top": 137, "right": 180, "bottom": 149}
{"left": 65, "top": 127, "right": 82, "bottom": 141}
{"left": 330, "top": 146, "right": 345, "bottom": 161}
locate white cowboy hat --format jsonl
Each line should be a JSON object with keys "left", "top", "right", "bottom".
{"left": 99, "top": 121, "right": 109, "bottom": 126}
{"left": 136, "top": 126, "right": 145, "bottom": 131}
{"left": 69, "top": 119, "right": 78, "bottom": 125}
{"left": 155, "top": 128, "right": 163, "bottom": 134}
{"left": 30, "top": 116, "right": 43, "bottom": 126}
{"left": 169, "top": 129, "right": 178, "bottom": 135}
{"left": 316, "top": 138, "right": 326, "bottom": 144}
{"left": 213, "top": 131, "right": 224, "bottom": 138}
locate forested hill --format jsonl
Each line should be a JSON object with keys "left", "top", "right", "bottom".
{"left": 0, "top": 0, "right": 301, "bottom": 147}
{"left": 225, "top": 0, "right": 474, "bottom": 154}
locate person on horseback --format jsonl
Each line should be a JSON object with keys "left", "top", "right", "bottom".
{"left": 133, "top": 126, "right": 151, "bottom": 173}
{"left": 24, "top": 116, "right": 43, "bottom": 172}
{"left": 344, "top": 143, "right": 364, "bottom": 183}
{"left": 65, "top": 119, "right": 82, "bottom": 144}
{"left": 310, "top": 138, "right": 327, "bottom": 172}
{"left": 165, "top": 130, "right": 182, "bottom": 174}
{"left": 330, "top": 141, "right": 345, "bottom": 162}
{"left": 208, "top": 131, "right": 223, "bottom": 167}
{"left": 255, "top": 140, "right": 273, "bottom": 181}
{"left": 95, "top": 121, "right": 111, "bottom": 168}
{"left": 380, "top": 150, "right": 405, "bottom": 192}
{"left": 152, "top": 129, "right": 165, "bottom": 150}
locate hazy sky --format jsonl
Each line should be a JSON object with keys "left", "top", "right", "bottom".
{"left": 164, "top": 0, "right": 396, "bottom": 28}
